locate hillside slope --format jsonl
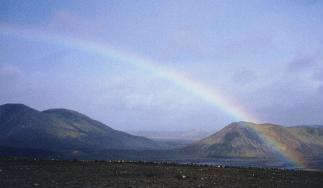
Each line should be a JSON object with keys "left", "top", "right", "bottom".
{"left": 0, "top": 103, "right": 161, "bottom": 152}
{"left": 183, "top": 122, "right": 323, "bottom": 158}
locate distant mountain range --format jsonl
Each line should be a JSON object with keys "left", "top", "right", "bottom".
{"left": 182, "top": 121, "right": 323, "bottom": 158}
{"left": 129, "top": 129, "right": 213, "bottom": 149}
{"left": 1, "top": 103, "right": 323, "bottom": 166}
{"left": 130, "top": 129, "right": 213, "bottom": 141}
{"left": 0, "top": 104, "right": 162, "bottom": 153}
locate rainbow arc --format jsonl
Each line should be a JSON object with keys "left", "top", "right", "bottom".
{"left": 0, "top": 24, "right": 308, "bottom": 169}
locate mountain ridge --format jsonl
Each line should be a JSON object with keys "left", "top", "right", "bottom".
{"left": 183, "top": 121, "right": 323, "bottom": 159}
{"left": 0, "top": 103, "right": 162, "bottom": 152}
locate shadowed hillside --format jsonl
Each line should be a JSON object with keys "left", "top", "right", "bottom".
{"left": 0, "top": 104, "right": 162, "bottom": 152}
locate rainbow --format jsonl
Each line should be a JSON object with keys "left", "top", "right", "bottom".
{"left": 0, "top": 24, "right": 308, "bottom": 169}
{"left": 247, "top": 124, "right": 308, "bottom": 169}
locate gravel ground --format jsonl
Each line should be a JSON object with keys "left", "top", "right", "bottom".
{"left": 0, "top": 160, "right": 322, "bottom": 188}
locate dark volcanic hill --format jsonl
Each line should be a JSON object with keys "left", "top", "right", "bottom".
{"left": 183, "top": 122, "right": 323, "bottom": 158}
{"left": 0, "top": 103, "right": 161, "bottom": 152}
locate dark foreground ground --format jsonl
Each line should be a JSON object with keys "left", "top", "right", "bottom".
{"left": 0, "top": 160, "right": 323, "bottom": 188}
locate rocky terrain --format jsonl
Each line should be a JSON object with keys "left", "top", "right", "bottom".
{"left": 0, "top": 159, "right": 322, "bottom": 188}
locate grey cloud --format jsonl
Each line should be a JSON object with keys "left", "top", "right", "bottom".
{"left": 37, "top": 50, "right": 72, "bottom": 63}
{"left": 287, "top": 57, "right": 318, "bottom": 73}
{"left": 232, "top": 69, "right": 257, "bottom": 85}
{"left": 312, "top": 68, "right": 323, "bottom": 81}
{"left": 296, "top": 0, "right": 318, "bottom": 6}
{"left": 0, "top": 65, "right": 22, "bottom": 91}
{"left": 237, "top": 55, "right": 323, "bottom": 125}
{"left": 318, "top": 84, "right": 323, "bottom": 94}
{"left": 0, "top": 65, "right": 21, "bottom": 78}
{"left": 285, "top": 56, "right": 323, "bottom": 84}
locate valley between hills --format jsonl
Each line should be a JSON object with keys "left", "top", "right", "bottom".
{"left": 1, "top": 103, "right": 323, "bottom": 170}
{"left": 1, "top": 103, "right": 323, "bottom": 188}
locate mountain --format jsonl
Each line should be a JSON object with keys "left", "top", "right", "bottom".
{"left": 183, "top": 121, "right": 323, "bottom": 158}
{"left": 0, "top": 103, "right": 162, "bottom": 153}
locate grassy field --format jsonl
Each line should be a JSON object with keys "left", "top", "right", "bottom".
{"left": 0, "top": 160, "right": 322, "bottom": 188}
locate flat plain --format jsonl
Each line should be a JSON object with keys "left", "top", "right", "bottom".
{"left": 0, "top": 160, "right": 323, "bottom": 188}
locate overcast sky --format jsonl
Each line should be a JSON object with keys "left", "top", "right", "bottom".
{"left": 1, "top": 0, "right": 323, "bottom": 131}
